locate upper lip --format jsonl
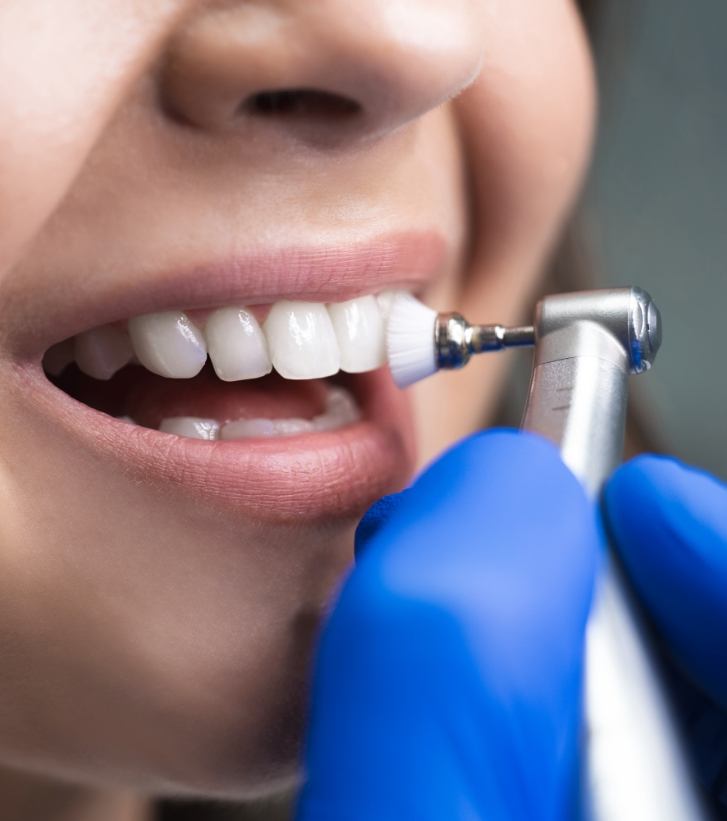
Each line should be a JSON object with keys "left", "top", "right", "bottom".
{"left": 12, "top": 230, "right": 447, "bottom": 360}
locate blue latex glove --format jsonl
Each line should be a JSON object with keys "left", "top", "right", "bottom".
{"left": 605, "top": 455, "right": 727, "bottom": 809}
{"left": 296, "top": 430, "right": 599, "bottom": 821}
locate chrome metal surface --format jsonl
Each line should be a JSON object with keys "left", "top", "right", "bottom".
{"left": 532, "top": 287, "right": 661, "bottom": 375}
{"left": 522, "top": 288, "right": 703, "bottom": 820}
{"left": 435, "top": 313, "right": 471, "bottom": 369}
{"left": 522, "top": 354, "right": 626, "bottom": 496}
{"left": 434, "top": 314, "right": 535, "bottom": 370}
{"left": 468, "top": 323, "right": 535, "bottom": 353}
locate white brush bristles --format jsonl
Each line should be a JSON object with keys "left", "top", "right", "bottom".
{"left": 386, "top": 292, "right": 438, "bottom": 388}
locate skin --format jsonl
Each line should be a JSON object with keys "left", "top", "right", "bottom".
{"left": 0, "top": 1, "right": 595, "bottom": 818}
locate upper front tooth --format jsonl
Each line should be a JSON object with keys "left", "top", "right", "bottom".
{"left": 264, "top": 301, "right": 340, "bottom": 380}
{"left": 74, "top": 325, "right": 133, "bottom": 380}
{"left": 205, "top": 307, "right": 272, "bottom": 381}
{"left": 376, "top": 290, "right": 399, "bottom": 324}
{"left": 328, "top": 295, "right": 385, "bottom": 373}
{"left": 128, "top": 311, "right": 207, "bottom": 378}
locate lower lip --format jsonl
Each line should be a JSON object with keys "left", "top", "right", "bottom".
{"left": 16, "top": 363, "right": 416, "bottom": 522}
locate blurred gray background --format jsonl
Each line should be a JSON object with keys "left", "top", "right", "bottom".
{"left": 584, "top": 0, "right": 727, "bottom": 478}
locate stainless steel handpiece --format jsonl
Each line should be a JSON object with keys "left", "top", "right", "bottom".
{"left": 521, "top": 288, "right": 704, "bottom": 821}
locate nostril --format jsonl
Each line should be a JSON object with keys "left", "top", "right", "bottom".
{"left": 241, "top": 88, "right": 361, "bottom": 121}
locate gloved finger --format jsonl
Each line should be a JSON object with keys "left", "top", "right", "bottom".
{"left": 297, "top": 429, "right": 598, "bottom": 821}
{"left": 354, "top": 489, "right": 413, "bottom": 561}
{"left": 604, "top": 455, "right": 727, "bottom": 709}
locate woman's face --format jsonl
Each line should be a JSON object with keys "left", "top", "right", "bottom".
{"left": 0, "top": 0, "right": 594, "bottom": 798}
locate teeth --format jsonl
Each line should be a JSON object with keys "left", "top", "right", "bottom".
{"left": 50, "top": 291, "right": 405, "bottom": 383}
{"left": 312, "top": 386, "right": 361, "bottom": 431}
{"left": 376, "top": 290, "right": 400, "bottom": 324}
{"left": 219, "top": 385, "right": 360, "bottom": 440}
{"left": 128, "top": 311, "right": 207, "bottom": 379}
{"left": 74, "top": 325, "right": 133, "bottom": 380}
{"left": 221, "top": 418, "right": 276, "bottom": 438}
{"left": 263, "top": 301, "right": 340, "bottom": 380}
{"left": 159, "top": 417, "right": 220, "bottom": 439}
{"left": 205, "top": 307, "right": 272, "bottom": 381}
{"left": 328, "top": 295, "right": 385, "bottom": 373}
{"left": 220, "top": 417, "right": 313, "bottom": 439}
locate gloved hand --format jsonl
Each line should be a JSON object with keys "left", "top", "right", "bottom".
{"left": 296, "top": 430, "right": 599, "bottom": 821}
{"left": 605, "top": 455, "right": 727, "bottom": 807}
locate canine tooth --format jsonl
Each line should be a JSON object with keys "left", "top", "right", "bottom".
{"left": 74, "top": 325, "right": 133, "bottom": 380}
{"left": 128, "top": 311, "right": 207, "bottom": 378}
{"left": 205, "top": 307, "right": 272, "bottom": 381}
{"left": 328, "top": 295, "right": 385, "bottom": 373}
{"left": 264, "top": 301, "right": 340, "bottom": 379}
{"left": 159, "top": 417, "right": 220, "bottom": 440}
{"left": 43, "top": 339, "right": 75, "bottom": 376}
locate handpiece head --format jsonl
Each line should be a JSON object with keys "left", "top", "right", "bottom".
{"left": 534, "top": 287, "right": 662, "bottom": 374}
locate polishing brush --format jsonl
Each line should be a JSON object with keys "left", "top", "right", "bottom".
{"left": 386, "top": 292, "right": 536, "bottom": 388}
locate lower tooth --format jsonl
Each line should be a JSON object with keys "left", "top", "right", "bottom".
{"left": 159, "top": 417, "right": 220, "bottom": 440}
{"left": 220, "top": 418, "right": 275, "bottom": 439}
{"left": 220, "top": 417, "right": 313, "bottom": 440}
{"left": 313, "top": 387, "right": 361, "bottom": 431}
{"left": 311, "top": 413, "right": 340, "bottom": 432}
{"left": 160, "top": 386, "right": 361, "bottom": 442}
{"left": 272, "top": 418, "right": 314, "bottom": 436}
{"left": 326, "top": 386, "right": 360, "bottom": 416}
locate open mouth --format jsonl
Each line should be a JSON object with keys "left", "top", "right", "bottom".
{"left": 42, "top": 292, "right": 397, "bottom": 441}
{"left": 16, "top": 234, "right": 442, "bottom": 519}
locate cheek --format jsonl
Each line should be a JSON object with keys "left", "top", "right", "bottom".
{"left": 455, "top": 0, "right": 596, "bottom": 292}
{"left": 0, "top": 2, "right": 183, "bottom": 275}
{"left": 413, "top": 2, "right": 595, "bottom": 462}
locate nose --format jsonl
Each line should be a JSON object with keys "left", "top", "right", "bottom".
{"left": 161, "top": 1, "right": 484, "bottom": 145}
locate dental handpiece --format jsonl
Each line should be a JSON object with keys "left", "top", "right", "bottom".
{"left": 387, "top": 288, "right": 705, "bottom": 820}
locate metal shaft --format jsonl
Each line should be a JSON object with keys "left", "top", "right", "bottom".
{"left": 467, "top": 323, "right": 535, "bottom": 353}
{"left": 434, "top": 313, "right": 535, "bottom": 370}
